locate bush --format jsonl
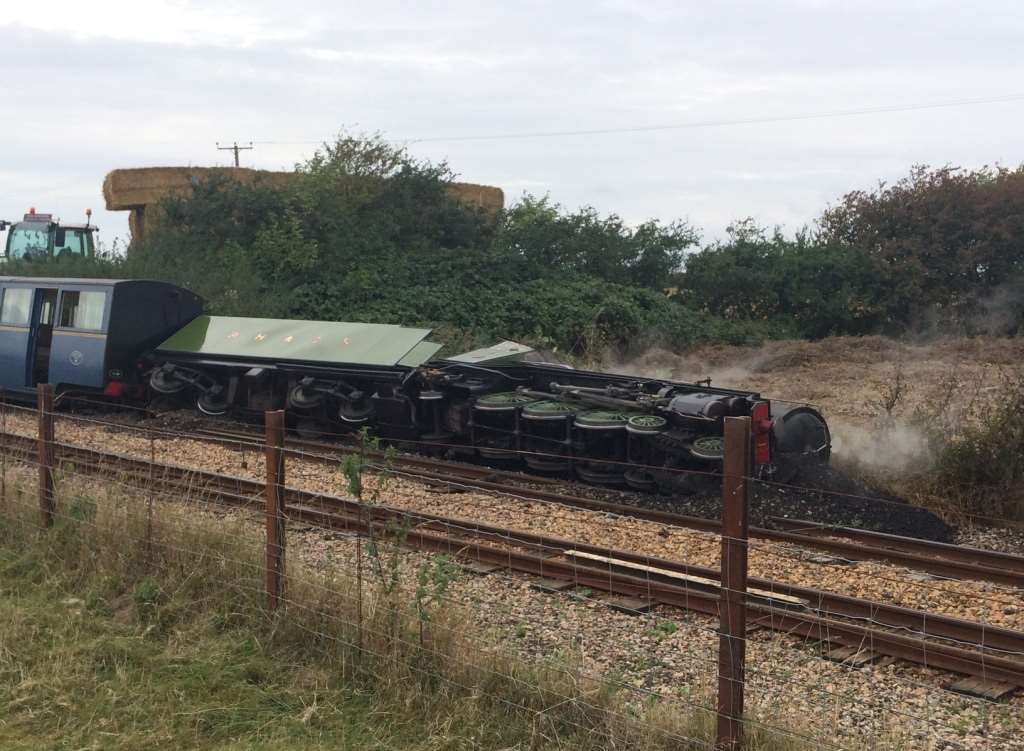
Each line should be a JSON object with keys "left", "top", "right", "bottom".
{"left": 920, "top": 370, "right": 1024, "bottom": 522}
{"left": 678, "top": 220, "right": 910, "bottom": 339}
{"left": 101, "top": 133, "right": 722, "bottom": 359}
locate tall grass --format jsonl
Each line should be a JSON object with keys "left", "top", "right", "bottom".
{"left": 835, "top": 363, "right": 1024, "bottom": 526}
{"left": 0, "top": 466, "right": 811, "bottom": 750}
{"left": 917, "top": 369, "right": 1024, "bottom": 523}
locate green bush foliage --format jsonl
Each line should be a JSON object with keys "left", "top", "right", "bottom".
{"left": 819, "top": 164, "right": 1024, "bottom": 322}
{"left": 679, "top": 219, "right": 908, "bottom": 339}
{"left": 46, "top": 133, "right": 727, "bottom": 357}
{"left": 921, "top": 370, "right": 1024, "bottom": 522}
{"left": 7, "top": 139, "right": 1022, "bottom": 354}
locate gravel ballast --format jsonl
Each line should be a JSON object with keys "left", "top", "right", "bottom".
{"left": 2, "top": 407, "right": 1023, "bottom": 749}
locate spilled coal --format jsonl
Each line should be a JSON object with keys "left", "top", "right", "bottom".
{"left": 525, "top": 463, "right": 954, "bottom": 544}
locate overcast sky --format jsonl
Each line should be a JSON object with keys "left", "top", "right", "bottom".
{"left": 3, "top": 0, "right": 1023, "bottom": 249}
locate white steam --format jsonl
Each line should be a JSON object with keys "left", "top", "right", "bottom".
{"left": 601, "top": 344, "right": 942, "bottom": 475}
{"left": 829, "top": 420, "right": 934, "bottom": 474}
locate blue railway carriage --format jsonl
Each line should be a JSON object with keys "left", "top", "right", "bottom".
{"left": 0, "top": 277, "right": 201, "bottom": 400}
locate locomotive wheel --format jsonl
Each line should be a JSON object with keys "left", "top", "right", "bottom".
{"left": 288, "top": 383, "right": 323, "bottom": 411}
{"left": 624, "top": 468, "right": 658, "bottom": 492}
{"left": 150, "top": 368, "right": 187, "bottom": 395}
{"left": 338, "top": 399, "right": 374, "bottom": 424}
{"left": 652, "top": 429, "right": 696, "bottom": 457}
{"left": 690, "top": 436, "right": 724, "bottom": 461}
{"left": 197, "top": 388, "right": 229, "bottom": 416}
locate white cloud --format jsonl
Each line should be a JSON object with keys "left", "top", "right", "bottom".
{"left": 14, "top": 0, "right": 304, "bottom": 46}
{"left": 1, "top": 0, "right": 1023, "bottom": 247}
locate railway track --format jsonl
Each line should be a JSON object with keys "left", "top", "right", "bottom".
{"left": 2, "top": 429, "right": 1023, "bottom": 690}
{"left": 189, "top": 425, "right": 1024, "bottom": 588}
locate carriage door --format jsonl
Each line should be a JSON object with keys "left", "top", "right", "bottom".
{"left": 29, "top": 289, "right": 57, "bottom": 386}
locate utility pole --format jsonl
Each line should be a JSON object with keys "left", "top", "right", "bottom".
{"left": 216, "top": 141, "right": 254, "bottom": 167}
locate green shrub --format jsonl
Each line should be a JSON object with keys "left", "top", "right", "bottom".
{"left": 920, "top": 370, "right": 1024, "bottom": 521}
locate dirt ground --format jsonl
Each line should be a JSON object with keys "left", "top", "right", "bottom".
{"left": 605, "top": 336, "right": 1023, "bottom": 476}
{"left": 608, "top": 336, "right": 1023, "bottom": 427}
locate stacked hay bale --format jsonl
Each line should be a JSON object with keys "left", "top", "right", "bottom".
{"left": 103, "top": 167, "right": 504, "bottom": 245}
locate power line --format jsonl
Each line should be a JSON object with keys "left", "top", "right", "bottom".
{"left": 215, "top": 140, "right": 252, "bottom": 165}
{"left": 250, "top": 93, "right": 1024, "bottom": 147}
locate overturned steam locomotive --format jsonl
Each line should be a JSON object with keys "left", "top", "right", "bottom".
{"left": 0, "top": 277, "right": 831, "bottom": 491}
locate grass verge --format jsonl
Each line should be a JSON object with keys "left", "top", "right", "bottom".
{"left": 0, "top": 467, "right": 810, "bottom": 750}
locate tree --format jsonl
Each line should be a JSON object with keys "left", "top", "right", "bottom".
{"left": 497, "top": 195, "right": 699, "bottom": 290}
{"left": 679, "top": 219, "right": 906, "bottom": 338}
{"left": 818, "top": 164, "right": 1024, "bottom": 323}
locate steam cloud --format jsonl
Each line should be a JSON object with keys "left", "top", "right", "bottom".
{"left": 829, "top": 420, "right": 934, "bottom": 474}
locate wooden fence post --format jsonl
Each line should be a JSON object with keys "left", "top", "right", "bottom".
{"left": 717, "top": 416, "right": 751, "bottom": 750}
{"left": 264, "top": 410, "right": 286, "bottom": 610}
{"left": 37, "top": 384, "right": 55, "bottom": 528}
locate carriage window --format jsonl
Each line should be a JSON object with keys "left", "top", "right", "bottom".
{"left": 0, "top": 289, "right": 32, "bottom": 325}
{"left": 40, "top": 297, "right": 55, "bottom": 326}
{"left": 59, "top": 291, "right": 106, "bottom": 330}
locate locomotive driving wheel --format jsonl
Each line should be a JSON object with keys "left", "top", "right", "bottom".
{"left": 690, "top": 436, "right": 725, "bottom": 461}
{"left": 149, "top": 366, "right": 187, "bottom": 394}
{"left": 197, "top": 386, "right": 230, "bottom": 416}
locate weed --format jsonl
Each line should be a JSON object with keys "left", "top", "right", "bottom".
{"left": 132, "top": 577, "right": 162, "bottom": 622}
{"left": 0, "top": 466, "right": 820, "bottom": 751}
{"left": 649, "top": 620, "right": 679, "bottom": 638}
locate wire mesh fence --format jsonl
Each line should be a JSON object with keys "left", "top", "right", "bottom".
{"left": 0, "top": 385, "right": 1022, "bottom": 749}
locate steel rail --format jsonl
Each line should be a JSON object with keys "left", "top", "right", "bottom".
{"left": 13, "top": 420, "right": 1024, "bottom": 587}
{"left": 289, "top": 505, "right": 1024, "bottom": 688}
{"left": 6, "top": 422, "right": 1024, "bottom": 587}
{"left": 769, "top": 516, "right": 1024, "bottom": 575}
{"left": 190, "top": 426, "right": 1024, "bottom": 587}
{"left": 3, "top": 431, "right": 1023, "bottom": 686}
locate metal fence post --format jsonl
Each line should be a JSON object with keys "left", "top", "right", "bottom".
{"left": 264, "top": 409, "right": 286, "bottom": 610}
{"left": 37, "top": 384, "right": 55, "bottom": 528}
{"left": 717, "top": 416, "right": 751, "bottom": 750}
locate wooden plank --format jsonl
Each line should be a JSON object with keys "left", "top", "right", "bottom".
{"left": 717, "top": 416, "right": 751, "bottom": 751}
{"left": 606, "top": 596, "right": 656, "bottom": 615}
{"left": 264, "top": 410, "right": 286, "bottom": 611}
{"left": 825, "top": 646, "right": 884, "bottom": 667}
{"left": 948, "top": 677, "right": 1018, "bottom": 701}
{"left": 805, "top": 554, "right": 851, "bottom": 565}
{"left": 460, "top": 561, "right": 501, "bottom": 575}
{"left": 530, "top": 578, "right": 576, "bottom": 593}
{"left": 564, "top": 549, "right": 806, "bottom": 606}
{"left": 37, "top": 384, "right": 55, "bottom": 528}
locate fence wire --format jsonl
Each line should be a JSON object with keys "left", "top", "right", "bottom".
{"left": 0, "top": 396, "right": 1021, "bottom": 750}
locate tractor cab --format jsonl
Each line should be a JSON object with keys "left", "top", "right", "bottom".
{"left": 0, "top": 209, "right": 97, "bottom": 262}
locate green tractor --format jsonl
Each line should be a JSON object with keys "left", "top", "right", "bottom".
{"left": 0, "top": 208, "right": 97, "bottom": 262}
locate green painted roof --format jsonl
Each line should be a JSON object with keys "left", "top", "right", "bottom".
{"left": 397, "top": 341, "right": 444, "bottom": 367}
{"left": 156, "top": 315, "right": 437, "bottom": 368}
{"left": 446, "top": 340, "right": 533, "bottom": 364}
